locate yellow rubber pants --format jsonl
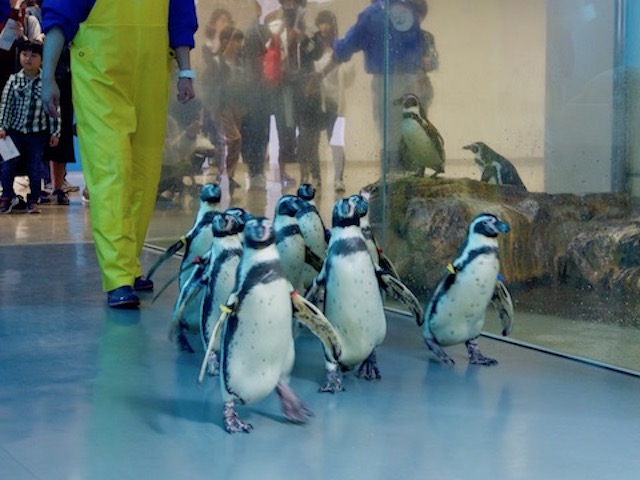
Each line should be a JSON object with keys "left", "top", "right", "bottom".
{"left": 70, "top": 0, "right": 172, "bottom": 291}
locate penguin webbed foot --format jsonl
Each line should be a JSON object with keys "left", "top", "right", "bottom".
{"left": 319, "top": 368, "right": 345, "bottom": 393}
{"left": 276, "top": 382, "right": 313, "bottom": 423}
{"left": 424, "top": 336, "right": 455, "bottom": 366}
{"left": 465, "top": 339, "right": 498, "bottom": 366}
{"left": 356, "top": 351, "right": 381, "bottom": 380}
{"left": 223, "top": 401, "right": 253, "bottom": 434}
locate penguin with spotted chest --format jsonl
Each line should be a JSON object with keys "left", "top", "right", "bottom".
{"left": 422, "top": 213, "right": 513, "bottom": 366}
{"left": 216, "top": 217, "right": 341, "bottom": 433}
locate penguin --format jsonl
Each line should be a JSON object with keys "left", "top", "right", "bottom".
{"left": 296, "top": 183, "right": 330, "bottom": 291}
{"left": 421, "top": 213, "right": 513, "bottom": 366}
{"left": 198, "top": 210, "right": 245, "bottom": 372}
{"left": 358, "top": 186, "right": 400, "bottom": 279}
{"left": 393, "top": 93, "right": 445, "bottom": 178}
{"left": 170, "top": 210, "right": 246, "bottom": 354}
{"left": 273, "top": 194, "right": 317, "bottom": 292}
{"left": 214, "top": 216, "right": 341, "bottom": 433}
{"left": 306, "top": 195, "right": 390, "bottom": 393}
{"left": 463, "top": 141, "right": 527, "bottom": 191}
{"left": 146, "top": 183, "right": 221, "bottom": 282}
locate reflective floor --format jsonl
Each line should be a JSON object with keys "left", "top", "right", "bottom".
{"left": 2, "top": 161, "right": 640, "bottom": 479}
{"left": 1, "top": 243, "right": 640, "bottom": 480}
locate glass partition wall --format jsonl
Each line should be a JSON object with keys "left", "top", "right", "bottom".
{"left": 147, "top": 0, "right": 640, "bottom": 373}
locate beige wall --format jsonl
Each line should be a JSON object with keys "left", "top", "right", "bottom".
{"left": 194, "top": 0, "right": 547, "bottom": 166}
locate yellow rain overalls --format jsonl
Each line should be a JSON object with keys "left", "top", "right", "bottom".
{"left": 70, "top": 0, "right": 172, "bottom": 291}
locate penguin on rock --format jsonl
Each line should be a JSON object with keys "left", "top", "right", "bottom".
{"left": 206, "top": 216, "right": 341, "bottom": 433}
{"left": 463, "top": 141, "right": 527, "bottom": 191}
{"left": 296, "top": 183, "right": 330, "bottom": 290}
{"left": 394, "top": 93, "right": 445, "bottom": 178}
{"left": 421, "top": 213, "right": 514, "bottom": 366}
{"left": 306, "top": 195, "right": 422, "bottom": 393}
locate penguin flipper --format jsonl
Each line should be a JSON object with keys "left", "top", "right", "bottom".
{"left": 376, "top": 270, "right": 424, "bottom": 326}
{"left": 198, "top": 294, "right": 238, "bottom": 384}
{"left": 304, "top": 246, "right": 324, "bottom": 272}
{"left": 378, "top": 252, "right": 401, "bottom": 280}
{"left": 146, "top": 237, "right": 186, "bottom": 281}
{"left": 491, "top": 279, "right": 514, "bottom": 336}
{"left": 291, "top": 291, "right": 342, "bottom": 363}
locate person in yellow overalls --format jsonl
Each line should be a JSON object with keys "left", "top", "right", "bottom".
{"left": 41, "top": 0, "right": 198, "bottom": 308}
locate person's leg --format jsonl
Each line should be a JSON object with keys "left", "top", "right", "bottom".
{"left": 23, "top": 133, "right": 47, "bottom": 211}
{"left": 50, "top": 161, "right": 69, "bottom": 204}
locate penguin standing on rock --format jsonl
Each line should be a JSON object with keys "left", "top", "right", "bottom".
{"left": 421, "top": 213, "right": 513, "bottom": 366}
{"left": 463, "top": 141, "right": 527, "bottom": 191}
{"left": 394, "top": 93, "right": 445, "bottom": 177}
{"left": 212, "top": 217, "right": 341, "bottom": 433}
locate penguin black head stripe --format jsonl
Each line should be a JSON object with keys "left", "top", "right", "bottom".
{"left": 332, "top": 196, "right": 360, "bottom": 228}
{"left": 276, "top": 195, "right": 303, "bottom": 217}
{"left": 297, "top": 183, "right": 316, "bottom": 202}
{"left": 244, "top": 217, "right": 275, "bottom": 249}
{"left": 470, "top": 213, "right": 511, "bottom": 238}
{"left": 393, "top": 92, "right": 427, "bottom": 119}
{"left": 200, "top": 183, "right": 222, "bottom": 203}
{"left": 225, "top": 207, "right": 252, "bottom": 232}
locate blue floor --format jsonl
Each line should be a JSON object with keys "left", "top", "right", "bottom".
{"left": 1, "top": 243, "right": 640, "bottom": 480}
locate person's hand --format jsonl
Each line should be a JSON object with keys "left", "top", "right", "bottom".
{"left": 49, "top": 135, "right": 60, "bottom": 147}
{"left": 177, "top": 78, "right": 195, "bottom": 104}
{"left": 42, "top": 77, "right": 61, "bottom": 117}
{"left": 0, "top": 129, "right": 6, "bottom": 139}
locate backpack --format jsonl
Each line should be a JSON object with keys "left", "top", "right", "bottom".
{"left": 262, "top": 34, "right": 282, "bottom": 86}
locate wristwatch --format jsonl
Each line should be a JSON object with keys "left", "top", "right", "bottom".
{"left": 178, "top": 69, "right": 196, "bottom": 80}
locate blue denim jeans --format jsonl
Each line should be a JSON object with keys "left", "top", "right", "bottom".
{"left": 0, "top": 130, "right": 48, "bottom": 204}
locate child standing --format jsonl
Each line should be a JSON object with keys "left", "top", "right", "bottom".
{"left": 0, "top": 40, "right": 60, "bottom": 214}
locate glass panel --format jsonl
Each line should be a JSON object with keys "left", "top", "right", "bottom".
{"left": 147, "top": 0, "right": 640, "bottom": 373}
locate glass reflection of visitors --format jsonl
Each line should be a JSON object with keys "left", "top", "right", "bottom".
{"left": 268, "top": 0, "right": 323, "bottom": 186}
{"left": 207, "top": 26, "right": 246, "bottom": 195}
{"left": 321, "top": 0, "right": 433, "bottom": 172}
{"left": 313, "top": 9, "right": 355, "bottom": 193}
{"left": 241, "top": 0, "right": 271, "bottom": 191}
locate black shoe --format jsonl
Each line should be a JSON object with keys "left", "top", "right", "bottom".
{"left": 107, "top": 286, "right": 140, "bottom": 309}
{"left": 53, "top": 189, "right": 70, "bottom": 205}
{"left": 134, "top": 276, "right": 154, "bottom": 291}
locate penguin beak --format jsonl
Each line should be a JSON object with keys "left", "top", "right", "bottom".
{"left": 496, "top": 220, "right": 510, "bottom": 234}
{"left": 462, "top": 144, "right": 473, "bottom": 150}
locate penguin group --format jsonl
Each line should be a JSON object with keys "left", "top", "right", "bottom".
{"left": 147, "top": 182, "right": 515, "bottom": 434}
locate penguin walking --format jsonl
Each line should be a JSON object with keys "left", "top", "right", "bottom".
{"left": 214, "top": 217, "right": 341, "bottom": 433}
{"left": 358, "top": 187, "right": 400, "bottom": 279}
{"left": 393, "top": 93, "right": 445, "bottom": 178}
{"left": 307, "top": 196, "right": 390, "bottom": 392}
{"left": 421, "top": 213, "right": 513, "bottom": 366}
{"left": 198, "top": 211, "right": 245, "bottom": 372}
{"left": 146, "top": 183, "right": 221, "bottom": 283}
{"left": 463, "top": 141, "right": 527, "bottom": 191}
{"left": 274, "top": 194, "right": 321, "bottom": 292}
{"left": 296, "top": 183, "right": 330, "bottom": 291}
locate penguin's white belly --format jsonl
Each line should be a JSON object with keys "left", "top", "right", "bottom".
{"left": 277, "top": 236, "right": 305, "bottom": 291}
{"left": 325, "top": 251, "right": 386, "bottom": 367}
{"left": 204, "top": 256, "right": 240, "bottom": 341}
{"left": 403, "top": 122, "right": 439, "bottom": 168}
{"left": 221, "top": 278, "right": 295, "bottom": 404}
{"left": 428, "top": 260, "right": 499, "bottom": 346}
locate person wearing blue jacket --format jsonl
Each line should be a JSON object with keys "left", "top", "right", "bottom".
{"left": 40, "top": 0, "right": 198, "bottom": 308}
